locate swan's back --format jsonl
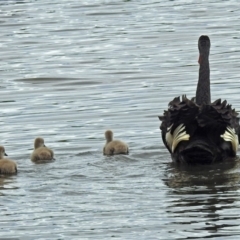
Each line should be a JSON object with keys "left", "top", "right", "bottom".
{"left": 104, "top": 140, "right": 129, "bottom": 156}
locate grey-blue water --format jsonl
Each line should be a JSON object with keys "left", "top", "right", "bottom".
{"left": 1, "top": 0, "right": 240, "bottom": 239}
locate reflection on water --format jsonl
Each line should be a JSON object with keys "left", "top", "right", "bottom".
{"left": 164, "top": 160, "right": 240, "bottom": 239}
{"left": 1, "top": 0, "right": 240, "bottom": 239}
{"left": 165, "top": 159, "right": 240, "bottom": 189}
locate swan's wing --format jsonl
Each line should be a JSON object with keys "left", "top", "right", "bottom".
{"left": 159, "top": 109, "right": 172, "bottom": 153}
{"left": 198, "top": 98, "right": 240, "bottom": 153}
{"left": 159, "top": 95, "right": 199, "bottom": 153}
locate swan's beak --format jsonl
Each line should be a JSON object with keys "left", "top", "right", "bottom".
{"left": 198, "top": 55, "right": 202, "bottom": 64}
{"left": 4, "top": 152, "right": 8, "bottom": 156}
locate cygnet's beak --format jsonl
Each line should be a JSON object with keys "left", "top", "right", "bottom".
{"left": 4, "top": 152, "right": 8, "bottom": 156}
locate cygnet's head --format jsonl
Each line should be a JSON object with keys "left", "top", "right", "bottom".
{"left": 105, "top": 130, "right": 113, "bottom": 142}
{"left": 34, "top": 137, "right": 45, "bottom": 149}
{"left": 0, "top": 146, "right": 7, "bottom": 159}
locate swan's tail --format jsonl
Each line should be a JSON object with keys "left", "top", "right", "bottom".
{"left": 114, "top": 144, "right": 129, "bottom": 155}
{"left": 179, "top": 139, "right": 215, "bottom": 164}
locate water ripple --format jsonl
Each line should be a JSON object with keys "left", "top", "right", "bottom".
{"left": 1, "top": 0, "right": 240, "bottom": 239}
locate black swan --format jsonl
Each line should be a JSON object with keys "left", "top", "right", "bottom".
{"left": 159, "top": 35, "right": 239, "bottom": 164}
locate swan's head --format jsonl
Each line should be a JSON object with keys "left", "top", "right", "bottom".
{"left": 198, "top": 35, "right": 211, "bottom": 63}
{"left": 34, "top": 137, "right": 45, "bottom": 149}
{"left": 0, "top": 146, "right": 8, "bottom": 159}
{"left": 105, "top": 130, "right": 113, "bottom": 142}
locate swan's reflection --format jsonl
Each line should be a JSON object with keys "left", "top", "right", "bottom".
{"left": 163, "top": 159, "right": 240, "bottom": 238}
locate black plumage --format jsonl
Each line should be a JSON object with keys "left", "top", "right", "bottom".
{"left": 159, "top": 36, "right": 239, "bottom": 164}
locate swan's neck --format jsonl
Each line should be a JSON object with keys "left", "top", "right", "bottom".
{"left": 196, "top": 56, "right": 211, "bottom": 105}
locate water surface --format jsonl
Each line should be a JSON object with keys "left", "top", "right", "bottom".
{"left": 1, "top": 0, "right": 240, "bottom": 239}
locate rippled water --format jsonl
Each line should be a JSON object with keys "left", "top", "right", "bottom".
{"left": 1, "top": 0, "right": 240, "bottom": 239}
